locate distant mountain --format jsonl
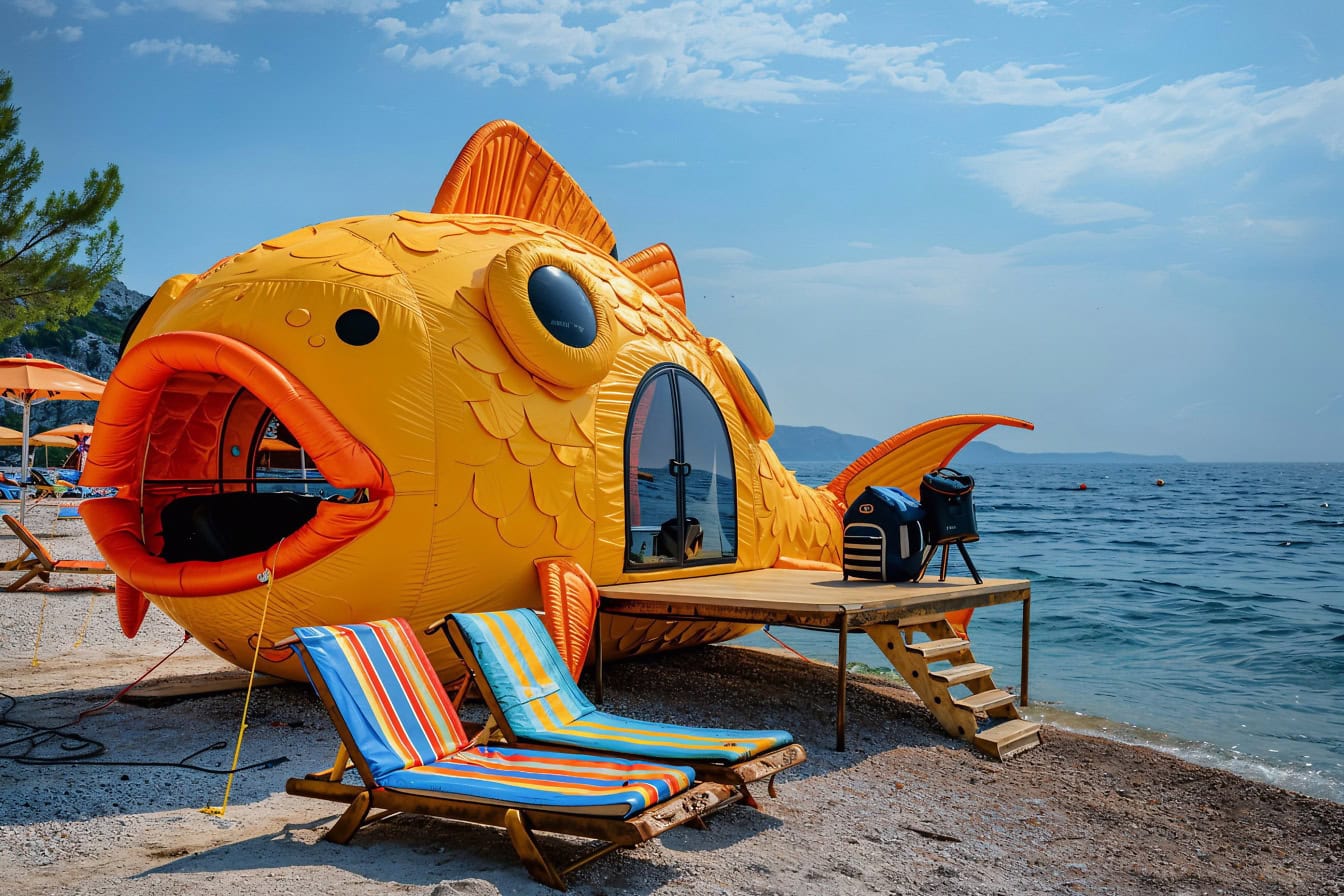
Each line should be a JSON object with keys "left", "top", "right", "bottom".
{"left": 766, "top": 425, "right": 879, "bottom": 462}
{"left": 770, "top": 424, "right": 1186, "bottom": 465}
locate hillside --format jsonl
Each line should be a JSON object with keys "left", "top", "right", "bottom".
{"left": 0, "top": 280, "right": 147, "bottom": 434}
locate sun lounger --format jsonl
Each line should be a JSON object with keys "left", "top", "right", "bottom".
{"left": 282, "top": 618, "right": 733, "bottom": 890}
{"left": 2, "top": 513, "right": 113, "bottom": 591}
{"left": 434, "top": 607, "right": 807, "bottom": 806}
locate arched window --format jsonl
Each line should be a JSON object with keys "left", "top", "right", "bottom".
{"left": 625, "top": 366, "right": 737, "bottom": 570}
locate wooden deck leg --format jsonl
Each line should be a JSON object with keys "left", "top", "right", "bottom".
{"left": 325, "top": 790, "right": 372, "bottom": 844}
{"left": 836, "top": 610, "right": 849, "bottom": 751}
{"left": 737, "top": 784, "right": 760, "bottom": 810}
{"left": 505, "top": 808, "right": 568, "bottom": 890}
{"left": 766, "top": 774, "right": 779, "bottom": 800}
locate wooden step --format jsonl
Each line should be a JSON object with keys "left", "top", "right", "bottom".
{"left": 954, "top": 688, "right": 1017, "bottom": 714}
{"left": 928, "top": 662, "right": 993, "bottom": 685}
{"left": 905, "top": 637, "right": 970, "bottom": 660}
{"left": 973, "top": 719, "right": 1042, "bottom": 760}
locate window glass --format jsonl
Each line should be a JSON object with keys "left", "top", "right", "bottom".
{"left": 624, "top": 367, "right": 736, "bottom": 569}
{"left": 675, "top": 372, "right": 737, "bottom": 562}
{"left": 626, "top": 372, "right": 678, "bottom": 567}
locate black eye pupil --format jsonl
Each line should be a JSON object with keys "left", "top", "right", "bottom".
{"left": 528, "top": 266, "right": 597, "bottom": 348}
{"left": 740, "top": 358, "right": 771, "bottom": 413}
{"left": 335, "top": 309, "right": 379, "bottom": 346}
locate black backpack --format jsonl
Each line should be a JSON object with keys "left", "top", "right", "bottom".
{"left": 842, "top": 486, "right": 926, "bottom": 582}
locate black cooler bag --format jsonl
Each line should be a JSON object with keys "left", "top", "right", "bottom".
{"left": 842, "top": 486, "right": 926, "bottom": 582}
{"left": 920, "top": 468, "right": 979, "bottom": 544}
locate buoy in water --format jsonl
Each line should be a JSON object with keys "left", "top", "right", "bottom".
{"left": 1155, "top": 479, "right": 1165, "bottom": 487}
{"left": 1078, "top": 483, "right": 1087, "bottom": 490}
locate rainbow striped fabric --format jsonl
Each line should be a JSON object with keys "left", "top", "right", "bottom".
{"left": 293, "top": 618, "right": 694, "bottom": 818}
{"left": 452, "top": 609, "right": 794, "bottom": 763}
{"left": 295, "top": 618, "right": 467, "bottom": 778}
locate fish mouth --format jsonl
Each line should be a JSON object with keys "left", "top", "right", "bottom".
{"left": 81, "top": 331, "right": 393, "bottom": 597}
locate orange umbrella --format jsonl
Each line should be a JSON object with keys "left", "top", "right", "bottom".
{"left": 35, "top": 422, "right": 96, "bottom": 440}
{"left": 0, "top": 356, "right": 106, "bottom": 522}
{"left": 0, "top": 430, "right": 78, "bottom": 447}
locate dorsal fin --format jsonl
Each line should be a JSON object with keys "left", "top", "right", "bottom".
{"left": 432, "top": 120, "right": 616, "bottom": 256}
{"left": 621, "top": 242, "right": 686, "bottom": 314}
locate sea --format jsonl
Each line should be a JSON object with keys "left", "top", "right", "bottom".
{"left": 737, "top": 461, "right": 1344, "bottom": 805}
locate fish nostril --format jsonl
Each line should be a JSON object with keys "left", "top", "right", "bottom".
{"left": 335, "top": 309, "right": 379, "bottom": 346}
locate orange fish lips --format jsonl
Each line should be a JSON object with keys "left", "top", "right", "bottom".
{"left": 81, "top": 331, "right": 393, "bottom": 601}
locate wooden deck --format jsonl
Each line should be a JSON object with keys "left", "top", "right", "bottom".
{"left": 596, "top": 568, "right": 1031, "bottom": 751}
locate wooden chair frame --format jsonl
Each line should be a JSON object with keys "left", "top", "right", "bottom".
{"left": 431, "top": 614, "right": 807, "bottom": 806}
{"left": 282, "top": 635, "right": 733, "bottom": 890}
{"left": 3, "top": 513, "right": 112, "bottom": 592}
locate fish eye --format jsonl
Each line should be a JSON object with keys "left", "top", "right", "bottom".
{"left": 335, "top": 309, "right": 379, "bottom": 346}
{"left": 485, "top": 241, "right": 616, "bottom": 388}
{"left": 738, "top": 358, "right": 771, "bottom": 413}
{"left": 708, "top": 339, "right": 775, "bottom": 440}
{"left": 528, "top": 266, "right": 598, "bottom": 349}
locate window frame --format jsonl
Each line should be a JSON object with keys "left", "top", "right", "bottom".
{"left": 622, "top": 363, "right": 738, "bottom": 572}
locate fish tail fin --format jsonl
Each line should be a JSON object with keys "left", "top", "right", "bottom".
{"left": 825, "top": 414, "right": 1034, "bottom": 506}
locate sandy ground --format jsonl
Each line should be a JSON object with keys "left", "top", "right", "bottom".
{"left": 2, "top": 503, "right": 1342, "bottom": 896}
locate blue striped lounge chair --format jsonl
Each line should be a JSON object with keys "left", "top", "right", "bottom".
{"left": 435, "top": 609, "right": 807, "bottom": 807}
{"left": 283, "top": 618, "right": 733, "bottom": 890}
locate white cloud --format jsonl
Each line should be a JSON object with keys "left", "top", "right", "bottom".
{"left": 129, "top": 37, "right": 239, "bottom": 65}
{"left": 610, "top": 159, "right": 687, "bottom": 169}
{"left": 965, "top": 72, "right": 1344, "bottom": 223}
{"left": 684, "top": 247, "right": 756, "bottom": 265}
{"left": 374, "top": 15, "right": 404, "bottom": 37}
{"left": 135, "top": 0, "right": 400, "bottom": 23}
{"left": 383, "top": 43, "right": 408, "bottom": 62}
{"left": 74, "top": 0, "right": 107, "bottom": 16}
{"left": 24, "top": 25, "right": 82, "bottom": 40}
{"left": 974, "top": 0, "right": 1053, "bottom": 17}
{"left": 255, "top": 55, "right": 270, "bottom": 71}
{"left": 15, "top": 0, "right": 57, "bottom": 15}
{"left": 380, "top": 1, "right": 1123, "bottom": 110}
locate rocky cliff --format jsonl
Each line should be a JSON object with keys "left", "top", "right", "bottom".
{"left": 0, "top": 280, "right": 147, "bottom": 434}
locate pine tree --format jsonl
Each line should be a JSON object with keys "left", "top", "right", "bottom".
{"left": 0, "top": 70, "right": 123, "bottom": 339}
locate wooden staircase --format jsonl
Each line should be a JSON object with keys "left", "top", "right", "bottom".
{"left": 865, "top": 618, "right": 1041, "bottom": 760}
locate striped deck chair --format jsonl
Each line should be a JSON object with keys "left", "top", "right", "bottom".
{"left": 283, "top": 618, "right": 732, "bottom": 890}
{"left": 434, "top": 609, "right": 807, "bottom": 808}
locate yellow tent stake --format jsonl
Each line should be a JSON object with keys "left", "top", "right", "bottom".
{"left": 203, "top": 544, "right": 280, "bottom": 817}
{"left": 31, "top": 593, "right": 48, "bottom": 667}
{"left": 73, "top": 593, "right": 97, "bottom": 649}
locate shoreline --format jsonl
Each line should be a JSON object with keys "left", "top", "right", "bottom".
{"left": 3, "top": 507, "right": 1343, "bottom": 895}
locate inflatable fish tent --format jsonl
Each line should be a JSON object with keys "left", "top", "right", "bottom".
{"left": 81, "top": 120, "right": 1031, "bottom": 680}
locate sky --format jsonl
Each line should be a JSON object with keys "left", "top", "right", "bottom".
{"left": 3, "top": 0, "right": 1342, "bottom": 462}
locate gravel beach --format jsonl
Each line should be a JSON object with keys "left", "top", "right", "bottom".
{"left": 3, "top": 503, "right": 1341, "bottom": 896}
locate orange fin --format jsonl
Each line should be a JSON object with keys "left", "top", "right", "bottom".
{"left": 826, "top": 414, "right": 1034, "bottom": 506}
{"left": 115, "top": 577, "right": 149, "bottom": 639}
{"left": 534, "top": 557, "right": 599, "bottom": 680}
{"left": 432, "top": 120, "right": 616, "bottom": 256}
{"left": 622, "top": 243, "right": 686, "bottom": 314}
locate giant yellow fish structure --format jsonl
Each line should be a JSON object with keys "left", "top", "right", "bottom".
{"left": 82, "top": 121, "right": 1031, "bottom": 680}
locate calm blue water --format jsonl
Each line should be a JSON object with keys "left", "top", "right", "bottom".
{"left": 740, "top": 462, "right": 1344, "bottom": 804}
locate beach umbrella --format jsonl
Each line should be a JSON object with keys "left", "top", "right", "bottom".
{"left": 0, "top": 356, "right": 105, "bottom": 523}
{"left": 35, "top": 422, "right": 95, "bottom": 440}
{"left": 0, "top": 428, "right": 78, "bottom": 447}
{"left": 35, "top": 422, "right": 95, "bottom": 472}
